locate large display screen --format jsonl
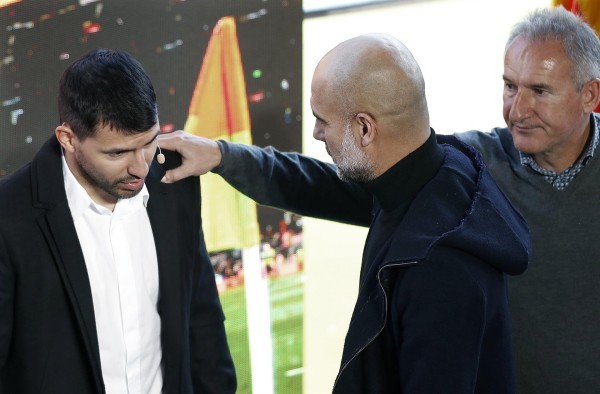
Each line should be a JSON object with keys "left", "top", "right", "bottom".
{"left": 0, "top": 1, "right": 303, "bottom": 393}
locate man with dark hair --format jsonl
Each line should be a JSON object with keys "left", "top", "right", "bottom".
{"left": 157, "top": 34, "right": 531, "bottom": 393}
{"left": 0, "top": 49, "right": 236, "bottom": 393}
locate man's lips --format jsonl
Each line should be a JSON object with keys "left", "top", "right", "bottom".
{"left": 511, "top": 123, "right": 537, "bottom": 133}
{"left": 120, "top": 179, "right": 144, "bottom": 190}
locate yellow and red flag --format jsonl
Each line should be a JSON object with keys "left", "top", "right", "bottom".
{"left": 553, "top": 1, "right": 600, "bottom": 112}
{"left": 184, "top": 16, "right": 260, "bottom": 252}
{"left": 553, "top": 0, "right": 600, "bottom": 33}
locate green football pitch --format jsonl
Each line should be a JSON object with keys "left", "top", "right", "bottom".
{"left": 220, "top": 272, "right": 304, "bottom": 394}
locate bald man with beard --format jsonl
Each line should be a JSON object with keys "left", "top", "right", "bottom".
{"left": 158, "top": 34, "right": 531, "bottom": 393}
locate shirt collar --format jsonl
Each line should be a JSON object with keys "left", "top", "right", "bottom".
{"left": 62, "top": 153, "right": 150, "bottom": 219}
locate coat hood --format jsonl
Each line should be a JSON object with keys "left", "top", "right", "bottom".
{"left": 381, "top": 135, "right": 531, "bottom": 276}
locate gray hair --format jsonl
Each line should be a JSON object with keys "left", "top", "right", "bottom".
{"left": 506, "top": 6, "right": 600, "bottom": 90}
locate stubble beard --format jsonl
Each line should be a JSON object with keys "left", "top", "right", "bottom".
{"left": 75, "top": 150, "right": 142, "bottom": 201}
{"left": 335, "top": 122, "right": 376, "bottom": 183}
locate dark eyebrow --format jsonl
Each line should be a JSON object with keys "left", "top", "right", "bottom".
{"left": 312, "top": 111, "right": 326, "bottom": 123}
{"left": 104, "top": 146, "right": 130, "bottom": 154}
{"left": 103, "top": 129, "right": 160, "bottom": 154}
{"left": 147, "top": 129, "right": 160, "bottom": 145}
{"left": 502, "top": 75, "right": 551, "bottom": 91}
{"left": 530, "top": 83, "right": 552, "bottom": 91}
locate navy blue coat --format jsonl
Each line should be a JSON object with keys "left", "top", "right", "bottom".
{"left": 0, "top": 137, "right": 236, "bottom": 393}
{"left": 214, "top": 134, "right": 531, "bottom": 393}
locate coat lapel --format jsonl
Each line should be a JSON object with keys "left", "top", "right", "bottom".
{"left": 32, "top": 137, "right": 104, "bottom": 389}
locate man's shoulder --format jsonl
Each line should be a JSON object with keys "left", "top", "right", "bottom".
{"left": 455, "top": 128, "right": 517, "bottom": 162}
{"left": 0, "top": 164, "right": 35, "bottom": 225}
{"left": 455, "top": 127, "right": 510, "bottom": 147}
{"left": 0, "top": 163, "right": 32, "bottom": 197}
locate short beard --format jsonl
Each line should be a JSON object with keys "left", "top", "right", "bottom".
{"left": 336, "top": 122, "right": 376, "bottom": 183}
{"left": 75, "top": 149, "right": 142, "bottom": 200}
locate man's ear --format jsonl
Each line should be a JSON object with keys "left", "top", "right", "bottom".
{"left": 55, "top": 123, "right": 76, "bottom": 152}
{"left": 582, "top": 78, "right": 600, "bottom": 113}
{"left": 356, "top": 112, "right": 376, "bottom": 147}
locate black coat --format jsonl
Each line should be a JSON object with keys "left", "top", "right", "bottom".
{"left": 215, "top": 134, "right": 531, "bottom": 393}
{"left": 0, "top": 137, "right": 236, "bottom": 393}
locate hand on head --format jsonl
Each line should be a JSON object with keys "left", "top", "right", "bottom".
{"left": 156, "top": 130, "right": 222, "bottom": 183}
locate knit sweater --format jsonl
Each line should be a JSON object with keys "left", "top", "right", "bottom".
{"left": 457, "top": 118, "right": 600, "bottom": 394}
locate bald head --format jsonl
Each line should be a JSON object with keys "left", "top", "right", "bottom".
{"left": 312, "top": 33, "right": 429, "bottom": 137}
{"left": 310, "top": 34, "right": 432, "bottom": 180}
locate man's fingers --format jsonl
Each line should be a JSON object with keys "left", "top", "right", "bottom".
{"left": 157, "top": 130, "right": 220, "bottom": 181}
{"left": 161, "top": 167, "right": 189, "bottom": 184}
{"left": 157, "top": 130, "right": 184, "bottom": 153}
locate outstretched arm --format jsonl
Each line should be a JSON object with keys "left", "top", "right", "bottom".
{"left": 157, "top": 130, "right": 373, "bottom": 226}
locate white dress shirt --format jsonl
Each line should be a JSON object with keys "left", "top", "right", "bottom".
{"left": 62, "top": 156, "right": 163, "bottom": 394}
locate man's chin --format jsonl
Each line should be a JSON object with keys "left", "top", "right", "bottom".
{"left": 108, "top": 185, "right": 143, "bottom": 200}
{"left": 513, "top": 140, "right": 539, "bottom": 155}
{"left": 336, "top": 168, "right": 351, "bottom": 182}
{"left": 510, "top": 133, "right": 537, "bottom": 154}
{"left": 118, "top": 189, "right": 142, "bottom": 199}
{"left": 336, "top": 167, "right": 374, "bottom": 183}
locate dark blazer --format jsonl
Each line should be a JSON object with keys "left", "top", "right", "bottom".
{"left": 0, "top": 137, "right": 236, "bottom": 393}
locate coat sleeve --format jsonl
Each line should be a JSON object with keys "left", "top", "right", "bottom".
{"left": 213, "top": 141, "right": 373, "bottom": 227}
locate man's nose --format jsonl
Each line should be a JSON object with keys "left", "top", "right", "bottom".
{"left": 510, "top": 90, "right": 532, "bottom": 120}
{"left": 128, "top": 151, "right": 150, "bottom": 178}
{"left": 313, "top": 126, "right": 324, "bottom": 141}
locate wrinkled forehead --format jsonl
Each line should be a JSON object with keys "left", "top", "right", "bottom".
{"left": 506, "top": 37, "right": 568, "bottom": 64}
{"left": 505, "top": 37, "right": 572, "bottom": 74}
